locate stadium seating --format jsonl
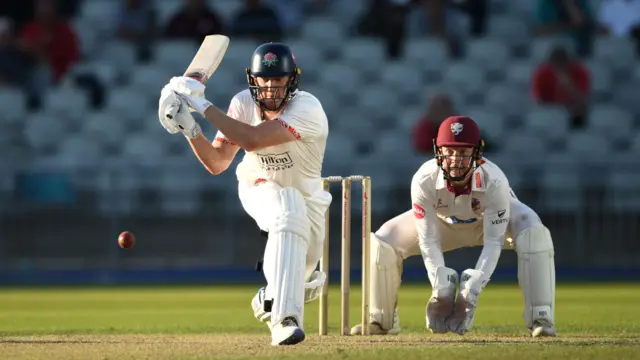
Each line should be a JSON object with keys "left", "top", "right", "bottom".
{"left": 6, "top": 0, "right": 638, "bottom": 216}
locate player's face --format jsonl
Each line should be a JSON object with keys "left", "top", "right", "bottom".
{"left": 440, "top": 146, "right": 474, "bottom": 178}
{"left": 255, "top": 76, "right": 289, "bottom": 111}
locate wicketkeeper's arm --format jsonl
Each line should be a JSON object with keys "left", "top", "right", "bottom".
{"left": 411, "top": 175, "right": 445, "bottom": 285}
{"left": 476, "top": 179, "right": 511, "bottom": 280}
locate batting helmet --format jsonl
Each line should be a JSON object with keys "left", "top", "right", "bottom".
{"left": 246, "top": 42, "right": 301, "bottom": 111}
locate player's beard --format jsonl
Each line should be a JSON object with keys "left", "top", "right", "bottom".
{"left": 259, "top": 89, "right": 284, "bottom": 111}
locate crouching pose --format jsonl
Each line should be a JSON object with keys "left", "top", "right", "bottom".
{"left": 351, "top": 116, "right": 556, "bottom": 337}
{"left": 157, "top": 43, "right": 331, "bottom": 345}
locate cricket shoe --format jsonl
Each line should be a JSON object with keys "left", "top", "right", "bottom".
{"left": 350, "top": 309, "right": 401, "bottom": 335}
{"left": 530, "top": 319, "right": 556, "bottom": 337}
{"left": 271, "top": 316, "right": 305, "bottom": 346}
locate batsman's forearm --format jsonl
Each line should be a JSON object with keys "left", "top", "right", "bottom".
{"left": 187, "top": 135, "right": 229, "bottom": 175}
{"left": 203, "top": 106, "right": 257, "bottom": 150}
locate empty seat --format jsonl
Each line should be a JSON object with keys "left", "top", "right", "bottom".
{"left": 300, "top": 17, "right": 345, "bottom": 52}
{"left": 154, "top": 41, "right": 197, "bottom": 71}
{"left": 585, "top": 61, "right": 613, "bottom": 100}
{"left": 524, "top": 106, "right": 569, "bottom": 142}
{"left": 466, "top": 39, "right": 510, "bottom": 72}
{"left": 487, "top": 16, "right": 530, "bottom": 47}
{"left": 588, "top": 105, "right": 633, "bottom": 141}
{"left": 605, "top": 172, "right": 640, "bottom": 211}
{"left": 99, "top": 41, "right": 137, "bottom": 74}
{"left": 0, "top": 88, "right": 27, "bottom": 123}
{"left": 106, "top": 87, "right": 152, "bottom": 121}
{"left": 324, "top": 132, "right": 356, "bottom": 165}
{"left": 224, "top": 40, "right": 261, "bottom": 68}
{"left": 158, "top": 167, "right": 206, "bottom": 215}
{"left": 56, "top": 135, "right": 104, "bottom": 169}
{"left": 565, "top": 131, "right": 611, "bottom": 159}
{"left": 503, "top": 134, "right": 547, "bottom": 162}
{"left": 484, "top": 85, "right": 530, "bottom": 117}
{"left": 443, "top": 61, "right": 485, "bottom": 96}
{"left": 404, "top": 38, "right": 449, "bottom": 72}
{"left": 285, "top": 40, "right": 324, "bottom": 78}
{"left": 318, "top": 63, "right": 360, "bottom": 98}
{"left": 464, "top": 108, "right": 505, "bottom": 139}
{"left": 331, "top": 107, "right": 372, "bottom": 142}
{"left": 506, "top": 61, "right": 536, "bottom": 89}
{"left": 380, "top": 61, "right": 423, "bottom": 98}
{"left": 129, "top": 64, "right": 173, "bottom": 97}
{"left": 121, "top": 133, "right": 167, "bottom": 167}
{"left": 376, "top": 133, "right": 414, "bottom": 158}
{"left": 593, "top": 37, "right": 636, "bottom": 72}
{"left": 612, "top": 83, "right": 640, "bottom": 114}
{"left": 24, "top": 113, "right": 66, "bottom": 153}
{"left": 530, "top": 36, "right": 575, "bottom": 63}
{"left": 541, "top": 169, "right": 583, "bottom": 212}
{"left": 44, "top": 85, "right": 90, "bottom": 121}
{"left": 397, "top": 107, "right": 424, "bottom": 132}
{"left": 357, "top": 86, "right": 400, "bottom": 121}
{"left": 82, "top": 111, "right": 128, "bottom": 146}
{"left": 342, "top": 39, "right": 386, "bottom": 75}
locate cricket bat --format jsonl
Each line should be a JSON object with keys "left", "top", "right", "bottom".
{"left": 184, "top": 34, "right": 230, "bottom": 83}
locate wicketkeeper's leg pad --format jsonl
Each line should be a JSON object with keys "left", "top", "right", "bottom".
{"left": 515, "top": 224, "right": 556, "bottom": 329}
{"left": 369, "top": 233, "right": 404, "bottom": 331}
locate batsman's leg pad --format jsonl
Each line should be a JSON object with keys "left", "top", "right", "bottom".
{"left": 303, "top": 270, "right": 326, "bottom": 303}
{"left": 426, "top": 266, "right": 458, "bottom": 333}
{"left": 263, "top": 187, "right": 310, "bottom": 329}
{"left": 369, "top": 233, "right": 404, "bottom": 331}
{"left": 515, "top": 224, "right": 555, "bottom": 329}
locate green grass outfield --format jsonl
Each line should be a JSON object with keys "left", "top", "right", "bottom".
{"left": 1, "top": 283, "right": 639, "bottom": 359}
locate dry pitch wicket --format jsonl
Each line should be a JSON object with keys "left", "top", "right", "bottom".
{"left": 319, "top": 175, "right": 372, "bottom": 336}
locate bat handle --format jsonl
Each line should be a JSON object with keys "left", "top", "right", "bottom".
{"left": 184, "top": 71, "right": 208, "bottom": 83}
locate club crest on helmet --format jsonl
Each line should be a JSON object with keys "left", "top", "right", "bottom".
{"left": 262, "top": 52, "right": 278, "bottom": 67}
{"left": 451, "top": 122, "right": 464, "bottom": 136}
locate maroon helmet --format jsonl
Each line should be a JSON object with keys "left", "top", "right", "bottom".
{"left": 433, "top": 116, "right": 485, "bottom": 182}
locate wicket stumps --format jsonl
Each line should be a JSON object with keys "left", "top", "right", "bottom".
{"left": 319, "top": 175, "right": 372, "bottom": 336}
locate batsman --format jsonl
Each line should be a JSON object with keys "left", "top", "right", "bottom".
{"left": 351, "top": 116, "right": 556, "bottom": 337}
{"left": 156, "top": 42, "right": 331, "bottom": 346}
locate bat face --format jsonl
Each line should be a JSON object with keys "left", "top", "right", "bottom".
{"left": 184, "top": 34, "right": 230, "bottom": 83}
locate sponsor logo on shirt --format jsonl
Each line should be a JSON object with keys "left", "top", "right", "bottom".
{"left": 413, "top": 203, "right": 425, "bottom": 219}
{"left": 257, "top": 152, "right": 294, "bottom": 171}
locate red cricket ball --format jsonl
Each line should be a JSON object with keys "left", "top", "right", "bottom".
{"left": 118, "top": 231, "right": 135, "bottom": 249}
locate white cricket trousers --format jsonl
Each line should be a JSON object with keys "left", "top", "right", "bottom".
{"left": 238, "top": 179, "right": 332, "bottom": 278}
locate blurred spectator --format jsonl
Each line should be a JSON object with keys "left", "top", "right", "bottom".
{"left": 116, "top": 0, "right": 156, "bottom": 61}
{"left": 265, "top": 0, "right": 328, "bottom": 33}
{"left": 0, "top": 1, "right": 79, "bottom": 30}
{"left": 535, "top": 0, "right": 594, "bottom": 57}
{"left": 597, "top": 0, "right": 640, "bottom": 54}
{"left": 19, "top": 0, "right": 79, "bottom": 84}
{"left": 0, "top": 17, "right": 30, "bottom": 88}
{"left": 450, "top": 0, "right": 488, "bottom": 36}
{"left": 532, "top": 45, "right": 590, "bottom": 128}
{"left": 232, "top": 0, "right": 282, "bottom": 42}
{"left": 356, "top": 0, "right": 409, "bottom": 59}
{"left": 412, "top": 93, "right": 455, "bottom": 154}
{"left": 164, "top": 0, "right": 224, "bottom": 43}
{"left": 421, "top": 0, "right": 460, "bottom": 56}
